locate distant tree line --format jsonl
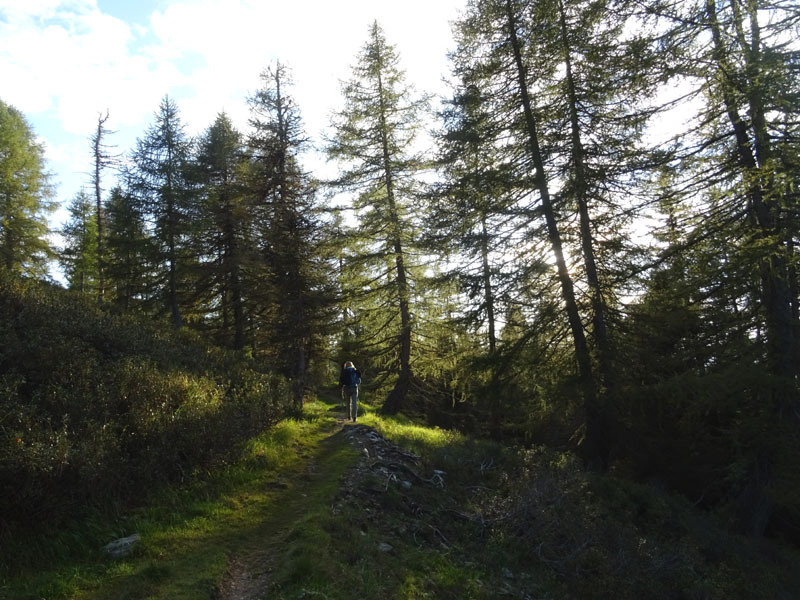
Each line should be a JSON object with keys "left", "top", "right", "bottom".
{"left": 1, "top": 0, "right": 798, "bottom": 540}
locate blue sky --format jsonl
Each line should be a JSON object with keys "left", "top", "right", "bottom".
{"left": 1, "top": 0, "right": 465, "bottom": 230}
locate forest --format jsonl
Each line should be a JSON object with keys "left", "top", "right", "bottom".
{"left": 1, "top": 0, "right": 799, "bottom": 566}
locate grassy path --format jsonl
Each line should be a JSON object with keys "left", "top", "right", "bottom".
{"left": 216, "top": 424, "right": 357, "bottom": 600}
{"left": 3, "top": 400, "right": 359, "bottom": 600}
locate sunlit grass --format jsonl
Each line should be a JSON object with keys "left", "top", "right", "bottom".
{"left": 358, "top": 404, "right": 461, "bottom": 450}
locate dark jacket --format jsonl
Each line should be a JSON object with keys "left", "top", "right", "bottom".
{"left": 339, "top": 366, "right": 361, "bottom": 387}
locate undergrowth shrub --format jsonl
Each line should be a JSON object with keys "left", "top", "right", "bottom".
{"left": 488, "top": 446, "right": 795, "bottom": 599}
{"left": 0, "top": 275, "right": 290, "bottom": 534}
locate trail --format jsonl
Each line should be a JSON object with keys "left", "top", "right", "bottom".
{"left": 217, "top": 415, "right": 354, "bottom": 600}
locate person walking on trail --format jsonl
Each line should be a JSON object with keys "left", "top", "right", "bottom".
{"left": 339, "top": 361, "right": 361, "bottom": 422}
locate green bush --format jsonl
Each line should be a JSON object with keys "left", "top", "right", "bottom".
{"left": 0, "top": 275, "right": 291, "bottom": 532}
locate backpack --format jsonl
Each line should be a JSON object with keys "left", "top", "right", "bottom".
{"left": 342, "top": 367, "right": 360, "bottom": 386}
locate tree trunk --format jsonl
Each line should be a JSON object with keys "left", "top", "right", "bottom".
{"left": 224, "top": 195, "right": 245, "bottom": 351}
{"left": 94, "top": 111, "right": 109, "bottom": 304}
{"left": 165, "top": 142, "right": 181, "bottom": 328}
{"left": 504, "top": 0, "right": 602, "bottom": 466}
{"left": 167, "top": 220, "right": 181, "bottom": 328}
{"left": 557, "top": 0, "right": 615, "bottom": 461}
{"left": 480, "top": 214, "right": 497, "bottom": 353}
{"left": 376, "top": 58, "right": 413, "bottom": 414}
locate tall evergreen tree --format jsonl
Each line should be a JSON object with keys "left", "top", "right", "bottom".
{"left": 248, "top": 62, "right": 331, "bottom": 407}
{"left": 451, "top": 0, "right": 602, "bottom": 460}
{"left": 327, "top": 22, "right": 429, "bottom": 413}
{"left": 126, "top": 96, "right": 194, "bottom": 327}
{"left": 448, "top": 0, "right": 666, "bottom": 465}
{"left": 0, "top": 99, "right": 54, "bottom": 277}
{"left": 194, "top": 112, "right": 251, "bottom": 350}
{"left": 703, "top": 0, "right": 797, "bottom": 399}
{"left": 60, "top": 190, "right": 98, "bottom": 293}
{"left": 433, "top": 82, "right": 517, "bottom": 355}
{"left": 104, "top": 185, "right": 154, "bottom": 312}
{"left": 658, "top": 0, "right": 800, "bottom": 535}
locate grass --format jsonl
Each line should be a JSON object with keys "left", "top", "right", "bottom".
{"left": 1, "top": 399, "right": 357, "bottom": 600}
{"left": 262, "top": 398, "right": 557, "bottom": 600}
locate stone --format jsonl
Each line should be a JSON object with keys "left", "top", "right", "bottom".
{"left": 378, "top": 542, "right": 394, "bottom": 552}
{"left": 103, "top": 533, "right": 140, "bottom": 558}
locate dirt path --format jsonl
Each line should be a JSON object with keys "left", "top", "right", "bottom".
{"left": 216, "top": 417, "right": 354, "bottom": 600}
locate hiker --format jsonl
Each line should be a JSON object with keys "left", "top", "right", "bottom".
{"left": 339, "top": 361, "right": 361, "bottom": 422}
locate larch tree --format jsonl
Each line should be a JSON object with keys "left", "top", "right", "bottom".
{"left": 433, "top": 82, "right": 516, "bottom": 355}
{"left": 449, "top": 0, "right": 667, "bottom": 465}
{"left": 126, "top": 95, "right": 194, "bottom": 328}
{"left": 451, "top": 0, "right": 602, "bottom": 461}
{"left": 649, "top": 0, "right": 800, "bottom": 535}
{"left": 540, "top": 0, "right": 665, "bottom": 463}
{"left": 0, "top": 99, "right": 54, "bottom": 277}
{"left": 248, "top": 62, "right": 331, "bottom": 407}
{"left": 703, "top": 0, "right": 798, "bottom": 402}
{"left": 60, "top": 190, "right": 98, "bottom": 293}
{"left": 326, "top": 21, "right": 428, "bottom": 414}
{"left": 432, "top": 79, "right": 534, "bottom": 432}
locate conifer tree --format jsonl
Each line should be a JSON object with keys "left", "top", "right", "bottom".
{"left": 648, "top": 0, "right": 800, "bottom": 535}
{"left": 435, "top": 77, "right": 573, "bottom": 431}
{"left": 60, "top": 190, "right": 98, "bottom": 293}
{"left": 126, "top": 96, "right": 194, "bottom": 327}
{"left": 0, "top": 99, "right": 54, "bottom": 277}
{"left": 433, "top": 82, "right": 517, "bottom": 354}
{"left": 593, "top": 0, "right": 800, "bottom": 534}
{"left": 248, "top": 62, "right": 331, "bottom": 407}
{"left": 327, "top": 22, "right": 428, "bottom": 413}
{"left": 449, "top": 0, "right": 666, "bottom": 465}
{"left": 451, "top": 0, "right": 602, "bottom": 460}
{"left": 702, "top": 0, "right": 797, "bottom": 399}
{"left": 104, "top": 185, "right": 154, "bottom": 312}
{"left": 194, "top": 112, "right": 251, "bottom": 349}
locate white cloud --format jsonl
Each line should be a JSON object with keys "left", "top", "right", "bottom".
{"left": 2, "top": 0, "right": 466, "bottom": 223}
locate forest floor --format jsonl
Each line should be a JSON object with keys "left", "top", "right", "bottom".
{"left": 4, "top": 391, "right": 800, "bottom": 600}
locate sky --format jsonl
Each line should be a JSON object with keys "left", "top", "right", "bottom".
{"left": 0, "top": 0, "right": 468, "bottom": 228}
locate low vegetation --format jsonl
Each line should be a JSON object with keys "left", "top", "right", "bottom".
{"left": 0, "top": 276, "right": 291, "bottom": 536}
{"left": 270, "top": 407, "right": 800, "bottom": 599}
{"left": 3, "top": 383, "right": 799, "bottom": 599}
{"left": 1, "top": 403, "right": 352, "bottom": 599}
